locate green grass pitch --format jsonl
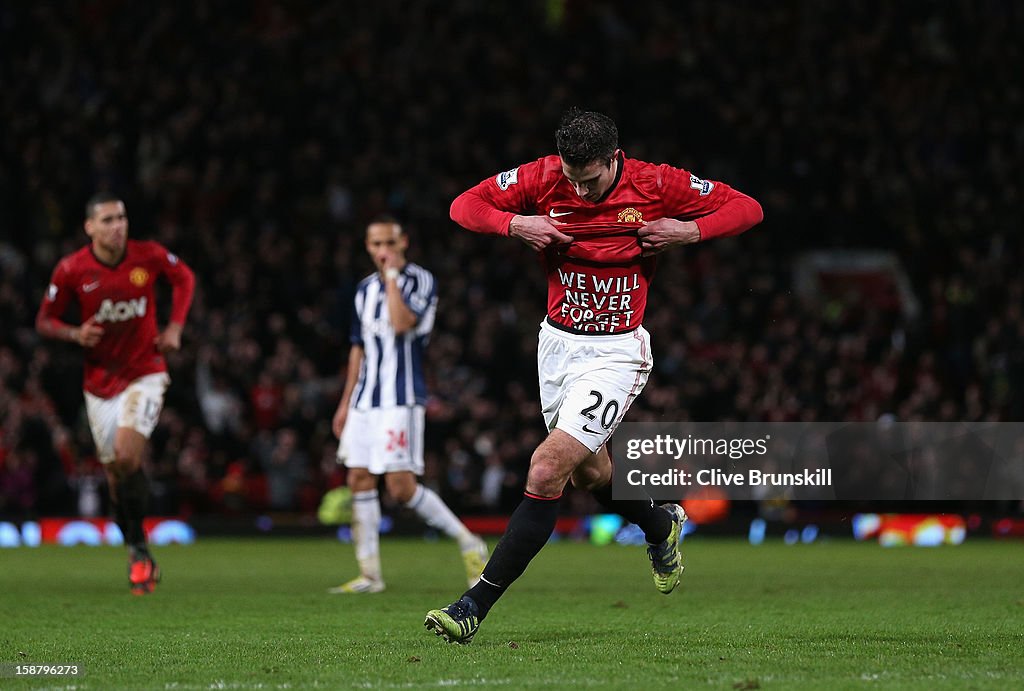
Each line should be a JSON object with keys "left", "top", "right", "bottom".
{"left": 1, "top": 536, "right": 1022, "bottom": 689}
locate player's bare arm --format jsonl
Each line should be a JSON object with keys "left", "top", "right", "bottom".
{"left": 637, "top": 218, "right": 701, "bottom": 256}
{"left": 332, "top": 345, "right": 365, "bottom": 438}
{"left": 508, "top": 215, "right": 573, "bottom": 251}
{"left": 37, "top": 313, "right": 105, "bottom": 348}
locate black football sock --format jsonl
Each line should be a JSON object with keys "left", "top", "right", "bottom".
{"left": 117, "top": 468, "right": 151, "bottom": 557}
{"left": 464, "top": 492, "right": 561, "bottom": 618}
{"left": 591, "top": 483, "right": 672, "bottom": 545}
{"left": 112, "top": 497, "right": 132, "bottom": 553}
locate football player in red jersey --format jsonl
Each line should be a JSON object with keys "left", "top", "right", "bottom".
{"left": 36, "top": 193, "right": 195, "bottom": 594}
{"left": 426, "top": 109, "right": 763, "bottom": 643}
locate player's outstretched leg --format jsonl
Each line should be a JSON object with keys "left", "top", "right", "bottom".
{"left": 425, "top": 491, "right": 561, "bottom": 644}
{"left": 646, "top": 503, "right": 687, "bottom": 594}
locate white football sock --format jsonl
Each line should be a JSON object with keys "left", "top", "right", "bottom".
{"left": 405, "top": 484, "right": 475, "bottom": 549}
{"left": 352, "top": 489, "right": 382, "bottom": 582}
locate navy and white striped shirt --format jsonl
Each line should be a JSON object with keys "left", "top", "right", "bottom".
{"left": 350, "top": 263, "right": 437, "bottom": 410}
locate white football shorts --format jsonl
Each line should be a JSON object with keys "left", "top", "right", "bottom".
{"left": 337, "top": 405, "right": 425, "bottom": 475}
{"left": 84, "top": 372, "right": 170, "bottom": 464}
{"left": 538, "top": 320, "right": 653, "bottom": 453}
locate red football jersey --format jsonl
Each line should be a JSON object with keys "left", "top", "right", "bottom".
{"left": 37, "top": 240, "right": 195, "bottom": 397}
{"left": 451, "top": 153, "right": 761, "bottom": 333}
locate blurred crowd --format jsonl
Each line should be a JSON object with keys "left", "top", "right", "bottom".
{"left": 1, "top": 1, "right": 1021, "bottom": 519}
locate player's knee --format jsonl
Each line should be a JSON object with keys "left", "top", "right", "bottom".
{"left": 526, "top": 451, "right": 568, "bottom": 496}
{"left": 112, "top": 443, "right": 142, "bottom": 469}
{"left": 383, "top": 474, "right": 417, "bottom": 504}
{"left": 346, "top": 468, "right": 375, "bottom": 492}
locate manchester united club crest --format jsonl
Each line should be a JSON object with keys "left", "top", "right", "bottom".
{"left": 129, "top": 267, "right": 150, "bottom": 287}
{"left": 617, "top": 207, "right": 644, "bottom": 223}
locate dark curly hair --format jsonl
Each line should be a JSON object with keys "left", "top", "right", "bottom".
{"left": 555, "top": 108, "right": 618, "bottom": 168}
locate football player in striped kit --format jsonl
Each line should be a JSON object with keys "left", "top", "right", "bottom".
{"left": 329, "top": 216, "right": 487, "bottom": 594}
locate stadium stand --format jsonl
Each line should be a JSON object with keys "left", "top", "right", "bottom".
{"left": 1, "top": 2, "right": 1021, "bottom": 519}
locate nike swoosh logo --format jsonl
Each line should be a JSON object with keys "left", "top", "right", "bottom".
{"left": 82, "top": 281, "right": 100, "bottom": 293}
{"left": 549, "top": 209, "right": 573, "bottom": 218}
{"left": 581, "top": 423, "right": 603, "bottom": 435}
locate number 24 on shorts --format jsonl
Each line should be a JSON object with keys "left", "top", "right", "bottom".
{"left": 385, "top": 429, "right": 408, "bottom": 451}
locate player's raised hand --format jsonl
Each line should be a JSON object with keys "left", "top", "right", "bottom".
{"left": 75, "top": 316, "right": 104, "bottom": 348}
{"left": 154, "top": 322, "right": 183, "bottom": 353}
{"left": 509, "top": 215, "right": 573, "bottom": 251}
{"left": 637, "top": 218, "right": 702, "bottom": 256}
